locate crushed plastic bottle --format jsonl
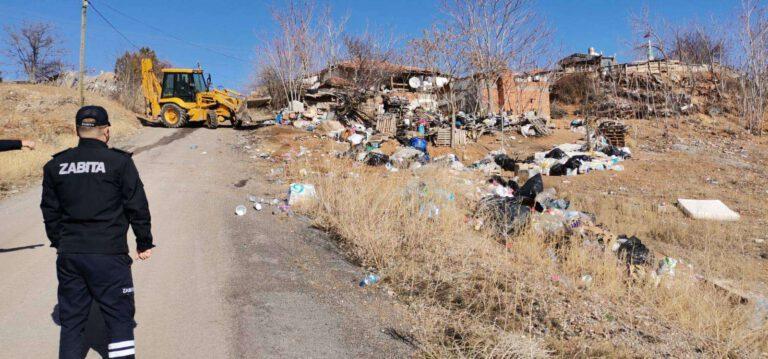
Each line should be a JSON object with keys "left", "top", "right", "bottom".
{"left": 656, "top": 257, "right": 678, "bottom": 277}
{"left": 359, "top": 273, "right": 380, "bottom": 287}
{"left": 419, "top": 203, "right": 440, "bottom": 219}
{"left": 235, "top": 205, "right": 247, "bottom": 216}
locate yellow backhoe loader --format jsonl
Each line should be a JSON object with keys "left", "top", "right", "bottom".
{"left": 140, "top": 58, "right": 250, "bottom": 129}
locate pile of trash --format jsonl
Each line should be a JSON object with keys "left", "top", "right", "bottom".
{"left": 517, "top": 111, "right": 552, "bottom": 137}
{"left": 266, "top": 75, "right": 554, "bottom": 153}
{"left": 53, "top": 71, "right": 117, "bottom": 97}
{"left": 344, "top": 136, "right": 435, "bottom": 172}
{"left": 476, "top": 174, "right": 595, "bottom": 237}
{"left": 520, "top": 139, "right": 631, "bottom": 177}
{"left": 474, "top": 173, "right": 682, "bottom": 283}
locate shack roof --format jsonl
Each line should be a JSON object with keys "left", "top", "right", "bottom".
{"left": 558, "top": 53, "right": 615, "bottom": 68}
{"left": 329, "top": 60, "right": 440, "bottom": 76}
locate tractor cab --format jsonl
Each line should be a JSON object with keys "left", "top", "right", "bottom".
{"left": 160, "top": 68, "right": 209, "bottom": 103}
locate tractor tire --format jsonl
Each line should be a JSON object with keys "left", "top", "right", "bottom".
{"left": 160, "top": 104, "right": 188, "bottom": 128}
{"left": 206, "top": 110, "right": 218, "bottom": 129}
{"left": 232, "top": 118, "right": 242, "bottom": 130}
{"left": 232, "top": 110, "right": 250, "bottom": 130}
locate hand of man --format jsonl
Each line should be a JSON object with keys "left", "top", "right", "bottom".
{"left": 21, "top": 140, "right": 35, "bottom": 150}
{"left": 136, "top": 249, "right": 152, "bottom": 260}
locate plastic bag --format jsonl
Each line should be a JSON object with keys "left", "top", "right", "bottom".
{"left": 518, "top": 174, "right": 543, "bottom": 199}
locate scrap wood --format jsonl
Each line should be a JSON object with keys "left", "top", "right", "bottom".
{"left": 434, "top": 128, "right": 467, "bottom": 146}
{"left": 707, "top": 278, "right": 761, "bottom": 304}
{"left": 376, "top": 115, "right": 397, "bottom": 135}
{"left": 579, "top": 223, "right": 618, "bottom": 244}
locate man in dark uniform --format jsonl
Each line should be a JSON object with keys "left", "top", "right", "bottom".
{"left": 40, "top": 105, "right": 154, "bottom": 359}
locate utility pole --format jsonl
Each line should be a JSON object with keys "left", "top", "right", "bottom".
{"left": 78, "top": 0, "right": 88, "bottom": 106}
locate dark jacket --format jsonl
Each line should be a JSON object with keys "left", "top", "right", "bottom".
{"left": 0, "top": 140, "right": 22, "bottom": 152}
{"left": 40, "top": 138, "right": 154, "bottom": 254}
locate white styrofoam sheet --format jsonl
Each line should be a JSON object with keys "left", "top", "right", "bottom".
{"left": 677, "top": 199, "right": 740, "bottom": 221}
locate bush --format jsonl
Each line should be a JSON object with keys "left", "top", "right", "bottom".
{"left": 113, "top": 47, "right": 169, "bottom": 113}
{"left": 551, "top": 73, "right": 593, "bottom": 105}
{"left": 550, "top": 103, "right": 567, "bottom": 119}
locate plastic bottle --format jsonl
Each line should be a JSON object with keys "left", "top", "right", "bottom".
{"left": 359, "top": 273, "right": 380, "bottom": 287}
{"left": 235, "top": 205, "right": 247, "bottom": 216}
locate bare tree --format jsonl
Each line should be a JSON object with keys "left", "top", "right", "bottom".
{"left": 737, "top": 0, "right": 768, "bottom": 134}
{"left": 629, "top": 7, "right": 670, "bottom": 61}
{"left": 408, "top": 25, "right": 468, "bottom": 145}
{"left": 3, "top": 22, "right": 66, "bottom": 82}
{"left": 669, "top": 27, "right": 726, "bottom": 65}
{"left": 342, "top": 31, "right": 397, "bottom": 91}
{"left": 318, "top": 5, "right": 349, "bottom": 71}
{"left": 257, "top": 0, "right": 321, "bottom": 109}
{"left": 255, "top": 65, "right": 288, "bottom": 110}
{"left": 629, "top": 8, "right": 678, "bottom": 132}
{"left": 442, "top": 0, "right": 548, "bottom": 116}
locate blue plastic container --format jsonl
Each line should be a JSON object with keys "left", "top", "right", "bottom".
{"left": 409, "top": 137, "right": 427, "bottom": 152}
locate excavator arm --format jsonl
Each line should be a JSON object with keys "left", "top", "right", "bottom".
{"left": 140, "top": 58, "right": 162, "bottom": 118}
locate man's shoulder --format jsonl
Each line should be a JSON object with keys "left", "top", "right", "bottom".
{"left": 109, "top": 147, "right": 133, "bottom": 158}
{"left": 51, "top": 148, "right": 73, "bottom": 158}
{"left": 44, "top": 148, "right": 73, "bottom": 168}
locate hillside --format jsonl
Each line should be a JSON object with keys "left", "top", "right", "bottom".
{"left": 236, "top": 114, "right": 768, "bottom": 357}
{"left": 0, "top": 84, "right": 141, "bottom": 195}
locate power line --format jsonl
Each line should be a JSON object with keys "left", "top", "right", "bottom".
{"left": 90, "top": 0, "right": 249, "bottom": 63}
{"left": 87, "top": 0, "right": 139, "bottom": 49}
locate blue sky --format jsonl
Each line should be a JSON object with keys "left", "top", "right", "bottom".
{"left": 0, "top": 0, "right": 737, "bottom": 91}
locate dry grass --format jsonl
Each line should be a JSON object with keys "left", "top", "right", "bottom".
{"left": 0, "top": 83, "right": 140, "bottom": 194}
{"left": 275, "top": 151, "right": 767, "bottom": 357}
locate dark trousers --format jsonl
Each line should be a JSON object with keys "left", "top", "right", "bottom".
{"left": 57, "top": 254, "right": 136, "bottom": 359}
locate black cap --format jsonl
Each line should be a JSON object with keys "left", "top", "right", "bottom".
{"left": 76, "top": 105, "right": 110, "bottom": 127}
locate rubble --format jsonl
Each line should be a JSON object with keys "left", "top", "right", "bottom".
{"left": 520, "top": 136, "right": 630, "bottom": 177}
{"left": 552, "top": 56, "right": 739, "bottom": 120}
{"left": 255, "top": 60, "right": 558, "bottom": 171}
{"left": 54, "top": 71, "right": 117, "bottom": 97}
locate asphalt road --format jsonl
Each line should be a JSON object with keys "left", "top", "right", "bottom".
{"left": 0, "top": 126, "right": 413, "bottom": 358}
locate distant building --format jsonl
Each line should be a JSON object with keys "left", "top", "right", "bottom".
{"left": 558, "top": 47, "right": 616, "bottom": 73}
{"left": 462, "top": 70, "right": 551, "bottom": 118}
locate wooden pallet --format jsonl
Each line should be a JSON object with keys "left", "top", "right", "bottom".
{"left": 600, "top": 127, "right": 627, "bottom": 147}
{"left": 434, "top": 128, "right": 467, "bottom": 146}
{"left": 375, "top": 116, "right": 397, "bottom": 135}
{"left": 598, "top": 120, "right": 628, "bottom": 147}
